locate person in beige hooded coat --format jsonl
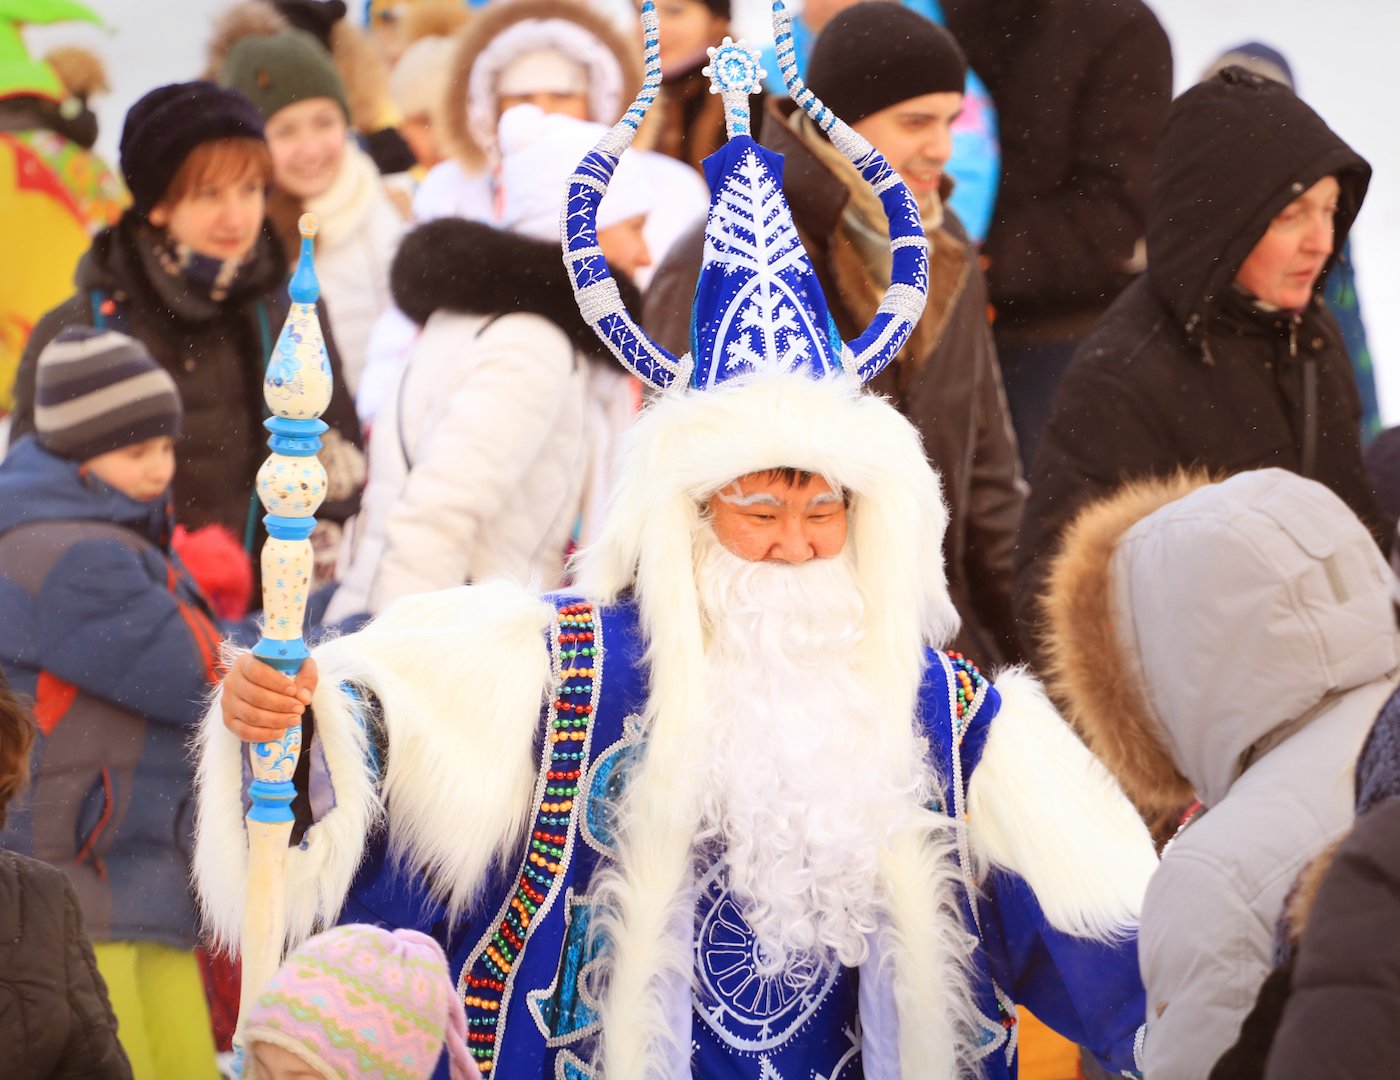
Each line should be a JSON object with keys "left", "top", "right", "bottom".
{"left": 1040, "top": 467, "right": 1399, "bottom": 1080}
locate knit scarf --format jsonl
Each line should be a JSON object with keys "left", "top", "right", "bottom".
{"left": 791, "top": 112, "right": 966, "bottom": 398}
{"left": 304, "top": 141, "right": 383, "bottom": 251}
{"left": 139, "top": 221, "right": 254, "bottom": 305}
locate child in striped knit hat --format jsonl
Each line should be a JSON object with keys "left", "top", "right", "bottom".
{"left": 0, "top": 324, "right": 229, "bottom": 1077}
{"left": 241, "top": 924, "right": 480, "bottom": 1080}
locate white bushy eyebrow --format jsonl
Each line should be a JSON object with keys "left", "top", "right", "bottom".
{"left": 808, "top": 491, "right": 843, "bottom": 508}
{"left": 715, "top": 484, "right": 783, "bottom": 508}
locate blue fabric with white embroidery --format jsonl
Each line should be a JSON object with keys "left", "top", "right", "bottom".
{"left": 691, "top": 137, "right": 845, "bottom": 387}
{"left": 335, "top": 594, "right": 1144, "bottom": 1079}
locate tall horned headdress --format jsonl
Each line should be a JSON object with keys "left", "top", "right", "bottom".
{"left": 562, "top": 0, "right": 929, "bottom": 390}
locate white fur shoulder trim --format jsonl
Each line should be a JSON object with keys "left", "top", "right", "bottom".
{"left": 967, "top": 668, "right": 1158, "bottom": 939}
{"left": 327, "top": 581, "right": 555, "bottom": 921}
{"left": 193, "top": 654, "right": 381, "bottom": 955}
{"left": 193, "top": 581, "right": 554, "bottom": 955}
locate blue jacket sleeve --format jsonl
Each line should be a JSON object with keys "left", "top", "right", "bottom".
{"left": 37, "top": 538, "right": 218, "bottom": 727}
{"left": 980, "top": 869, "right": 1146, "bottom": 1076}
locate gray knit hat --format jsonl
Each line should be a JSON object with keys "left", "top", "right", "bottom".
{"left": 35, "top": 327, "right": 183, "bottom": 462}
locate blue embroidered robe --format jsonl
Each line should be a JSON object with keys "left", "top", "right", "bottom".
{"left": 333, "top": 594, "right": 1146, "bottom": 1079}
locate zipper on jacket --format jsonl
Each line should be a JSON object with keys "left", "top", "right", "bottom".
{"left": 1289, "top": 315, "right": 1320, "bottom": 479}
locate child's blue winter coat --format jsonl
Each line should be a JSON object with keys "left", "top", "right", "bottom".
{"left": 0, "top": 436, "right": 223, "bottom": 948}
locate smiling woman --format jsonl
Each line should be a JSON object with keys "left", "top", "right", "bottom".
{"left": 218, "top": 23, "right": 406, "bottom": 397}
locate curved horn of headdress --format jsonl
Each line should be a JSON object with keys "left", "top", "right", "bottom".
{"left": 772, "top": 0, "right": 929, "bottom": 383}
{"left": 561, "top": 0, "right": 692, "bottom": 389}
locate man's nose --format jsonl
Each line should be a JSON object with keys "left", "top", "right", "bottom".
{"left": 766, "top": 518, "right": 815, "bottom": 564}
{"left": 927, "top": 129, "right": 952, "bottom": 168}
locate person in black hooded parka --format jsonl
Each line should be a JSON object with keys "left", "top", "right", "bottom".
{"left": 1015, "top": 67, "right": 1389, "bottom": 646}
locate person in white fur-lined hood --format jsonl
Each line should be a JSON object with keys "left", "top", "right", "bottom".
{"left": 198, "top": 6, "right": 1157, "bottom": 1078}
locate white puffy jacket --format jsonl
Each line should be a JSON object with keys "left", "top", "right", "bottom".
{"left": 327, "top": 309, "right": 586, "bottom": 621}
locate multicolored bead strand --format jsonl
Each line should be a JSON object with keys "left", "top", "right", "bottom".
{"left": 946, "top": 651, "right": 988, "bottom": 733}
{"left": 461, "top": 603, "right": 597, "bottom": 1074}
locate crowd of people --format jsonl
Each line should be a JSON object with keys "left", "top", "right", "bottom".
{"left": 0, "top": 0, "right": 1396, "bottom": 1078}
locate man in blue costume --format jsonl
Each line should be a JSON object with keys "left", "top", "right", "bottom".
{"left": 198, "top": 7, "right": 1156, "bottom": 1077}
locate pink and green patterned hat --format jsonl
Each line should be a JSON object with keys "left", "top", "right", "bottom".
{"left": 242, "top": 924, "right": 480, "bottom": 1080}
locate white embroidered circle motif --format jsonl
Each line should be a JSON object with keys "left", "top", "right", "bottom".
{"left": 692, "top": 865, "right": 839, "bottom": 1051}
{"left": 703, "top": 37, "right": 765, "bottom": 96}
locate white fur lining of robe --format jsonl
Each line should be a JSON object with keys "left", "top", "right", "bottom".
{"left": 193, "top": 581, "right": 554, "bottom": 954}
{"left": 967, "top": 667, "right": 1159, "bottom": 939}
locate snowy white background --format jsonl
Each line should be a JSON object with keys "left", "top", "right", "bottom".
{"left": 26, "top": 0, "right": 1400, "bottom": 421}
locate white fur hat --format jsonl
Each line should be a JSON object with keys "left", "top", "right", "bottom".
{"left": 497, "top": 103, "right": 652, "bottom": 240}
{"left": 389, "top": 34, "right": 458, "bottom": 120}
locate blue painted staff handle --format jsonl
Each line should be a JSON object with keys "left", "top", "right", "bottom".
{"left": 237, "top": 213, "right": 333, "bottom": 1040}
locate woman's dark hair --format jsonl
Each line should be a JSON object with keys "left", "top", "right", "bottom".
{"left": 0, "top": 675, "right": 36, "bottom": 829}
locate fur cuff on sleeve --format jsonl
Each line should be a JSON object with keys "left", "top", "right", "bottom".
{"left": 193, "top": 667, "right": 382, "bottom": 955}
{"left": 967, "top": 668, "right": 1158, "bottom": 940}
{"left": 193, "top": 581, "right": 554, "bottom": 954}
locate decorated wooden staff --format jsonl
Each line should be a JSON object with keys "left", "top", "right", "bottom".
{"left": 237, "top": 213, "right": 333, "bottom": 1038}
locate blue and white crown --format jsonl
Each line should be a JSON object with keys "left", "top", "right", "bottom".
{"left": 562, "top": 0, "right": 929, "bottom": 391}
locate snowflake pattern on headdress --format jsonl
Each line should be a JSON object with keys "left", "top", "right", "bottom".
{"left": 562, "top": 0, "right": 928, "bottom": 392}
{"left": 691, "top": 140, "right": 842, "bottom": 387}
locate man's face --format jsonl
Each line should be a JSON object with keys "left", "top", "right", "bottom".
{"left": 707, "top": 471, "right": 848, "bottom": 563}
{"left": 1235, "top": 175, "right": 1339, "bottom": 311}
{"left": 851, "top": 92, "right": 963, "bottom": 201}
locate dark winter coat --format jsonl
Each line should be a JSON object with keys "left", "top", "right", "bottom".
{"left": 0, "top": 849, "right": 132, "bottom": 1079}
{"left": 0, "top": 438, "right": 224, "bottom": 948}
{"left": 1262, "top": 795, "right": 1400, "bottom": 1078}
{"left": 943, "top": 0, "right": 1172, "bottom": 345}
{"left": 8, "top": 211, "right": 364, "bottom": 542}
{"left": 645, "top": 100, "right": 1027, "bottom": 666}
{"left": 1016, "top": 70, "right": 1386, "bottom": 644}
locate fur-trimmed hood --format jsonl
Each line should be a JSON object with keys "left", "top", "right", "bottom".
{"left": 441, "top": 0, "right": 643, "bottom": 174}
{"left": 389, "top": 217, "right": 641, "bottom": 361}
{"left": 1043, "top": 468, "right": 1397, "bottom": 812}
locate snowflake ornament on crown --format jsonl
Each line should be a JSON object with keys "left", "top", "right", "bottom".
{"left": 562, "top": 0, "right": 930, "bottom": 391}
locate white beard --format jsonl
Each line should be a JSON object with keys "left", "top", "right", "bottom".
{"left": 691, "top": 528, "right": 933, "bottom": 976}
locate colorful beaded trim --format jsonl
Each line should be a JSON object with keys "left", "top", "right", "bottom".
{"left": 939, "top": 650, "right": 1018, "bottom": 1065}
{"left": 946, "top": 651, "right": 987, "bottom": 736}
{"left": 461, "top": 603, "right": 598, "bottom": 1074}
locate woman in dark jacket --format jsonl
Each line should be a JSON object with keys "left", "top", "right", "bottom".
{"left": 0, "top": 673, "right": 131, "bottom": 1079}
{"left": 8, "top": 81, "right": 363, "bottom": 556}
{"left": 1016, "top": 68, "right": 1387, "bottom": 648}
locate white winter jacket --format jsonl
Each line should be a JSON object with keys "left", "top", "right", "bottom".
{"left": 327, "top": 309, "right": 586, "bottom": 621}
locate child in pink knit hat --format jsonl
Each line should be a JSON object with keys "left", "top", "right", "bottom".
{"left": 241, "top": 924, "right": 481, "bottom": 1080}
